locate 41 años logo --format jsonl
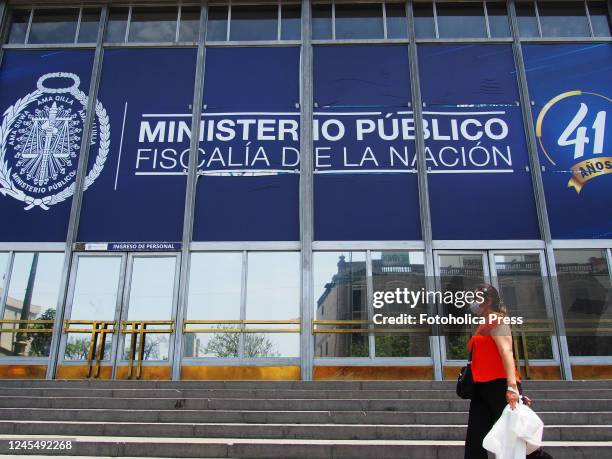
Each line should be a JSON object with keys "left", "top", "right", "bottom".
{"left": 0, "top": 72, "right": 110, "bottom": 210}
{"left": 536, "top": 90, "right": 611, "bottom": 194}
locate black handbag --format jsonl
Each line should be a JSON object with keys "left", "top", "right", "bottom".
{"left": 456, "top": 350, "right": 473, "bottom": 399}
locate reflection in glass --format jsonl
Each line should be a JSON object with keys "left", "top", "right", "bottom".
{"left": 436, "top": 2, "right": 487, "bottom": 38}
{"left": 495, "top": 254, "right": 553, "bottom": 359}
{"left": 487, "top": 3, "right": 511, "bottom": 37}
{"left": 77, "top": 8, "right": 101, "bottom": 43}
{"left": 556, "top": 250, "right": 612, "bottom": 357}
{"left": 386, "top": 3, "right": 408, "bottom": 39}
{"left": 439, "top": 254, "right": 485, "bottom": 360}
{"left": 184, "top": 252, "right": 242, "bottom": 358}
{"left": 414, "top": 2, "right": 436, "bottom": 38}
{"left": 246, "top": 252, "right": 300, "bottom": 358}
{"left": 129, "top": 7, "right": 178, "bottom": 43}
{"left": 207, "top": 6, "right": 228, "bottom": 41}
{"left": 373, "top": 251, "right": 430, "bottom": 357}
{"left": 516, "top": 1, "right": 540, "bottom": 37}
{"left": 588, "top": 2, "right": 611, "bottom": 36}
{"left": 312, "top": 4, "right": 333, "bottom": 39}
{"left": 105, "top": 8, "right": 129, "bottom": 42}
{"left": 28, "top": 9, "right": 79, "bottom": 44}
{"left": 122, "top": 257, "right": 176, "bottom": 361}
{"left": 0, "top": 252, "right": 9, "bottom": 302}
{"left": 538, "top": 2, "right": 590, "bottom": 37}
{"left": 179, "top": 6, "right": 200, "bottom": 41}
{"left": 230, "top": 5, "right": 278, "bottom": 41}
{"left": 1, "top": 253, "right": 63, "bottom": 358}
{"left": 335, "top": 4, "right": 385, "bottom": 39}
{"left": 314, "top": 252, "right": 368, "bottom": 358}
{"left": 64, "top": 257, "right": 121, "bottom": 361}
{"left": 281, "top": 5, "right": 302, "bottom": 40}
{"left": 7, "top": 10, "right": 30, "bottom": 44}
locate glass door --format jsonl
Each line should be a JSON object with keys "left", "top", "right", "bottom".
{"left": 58, "top": 253, "right": 179, "bottom": 379}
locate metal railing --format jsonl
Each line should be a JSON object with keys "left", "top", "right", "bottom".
{"left": 183, "top": 320, "right": 301, "bottom": 334}
{"left": 120, "top": 320, "right": 174, "bottom": 379}
{"left": 63, "top": 320, "right": 116, "bottom": 378}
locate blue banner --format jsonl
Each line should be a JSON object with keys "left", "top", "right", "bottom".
{"left": 313, "top": 45, "right": 421, "bottom": 241}
{"left": 77, "top": 48, "right": 197, "bottom": 242}
{"left": 193, "top": 47, "right": 301, "bottom": 241}
{"left": 0, "top": 50, "right": 94, "bottom": 242}
{"left": 419, "top": 45, "right": 540, "bottom": 240}
{"left": 523, "top": 44, "right": 612, "bottom": 239}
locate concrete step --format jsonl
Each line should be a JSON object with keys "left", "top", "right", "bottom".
{"left": 0, "top": 420, "right": 610, "bottom": 441}
{"left": 3, "top": 387, "right": 612, "bottom": 400}
{"left": 1, "top": 435, "right": 611, "bottom": 459}
{"left": 2, "top": 396, "right": 612, "bottom": 412}
{"left": 2, "top": 408, "right": 611, "bottom": 425}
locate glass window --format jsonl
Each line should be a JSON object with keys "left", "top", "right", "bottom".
{"left": 312, "top": 3, "right": 333, "bottom": 39}
{"left": 77, "top": 8, "right": 101, "bottom": 43}
{"left": 372, "top": 251, "right": 429, "bottom": 357}
{"left": 7, "top": 10, "right": 30, "bottom": 44}
{"left": 105, "top": 8, "right": 129, "bottom": 42}
{"left": 335, "top": 3, "right": 385, "bottom": 39}
{"left": 28, "top": 8, "right": 79, "bottom": 44}
{"left": 207, "top": 6, "right": 228, "bottom": 41}
{"left": 184, "top": 252, "right": 242, "bottom": 358}
{"left": 588, "top": 1, "right": 611, "bottom": 36}
{"left": 516, "top": 1, "right": 540, "bottom": 37}
{"left": 282, "top": 4, "right": 302, "bottom": 40}
{"left": 128, "top": 7, "right": 178, "bottom": 43}
{"left": 1, "top": 253, "right": 63, "bottom": 358}
{"left": 179, "top": 6, "right": 201, "bottom": 42}
{"left": 314, "top": 252, "right": 368, "bottom": 358}
{"left": 386, "top": 2, "right": 408, "bottom": 38}
{"left": 494, "top": 254, "right": 553, "bottom": 359}
{"left": 556, "top": 249, "right": 612, "bottom": 357}
{"left": 0, "top": 253, "right": 8, "bottom": 300}
{"left": 436, "top": 2, "right": 487, "bottom": 38}
{"left": 414, "top": 2, "right": 436, "bottom": 38}
{"left": 230, "top": 5, "right": 278, "bottom": 41}
{"left": 538, "top": 1, "right": 590, "bottom": 37}
{"left": 487, "top": 2, "right": 511, "bottom": 37}
{"left": 245, "top": 252, "right": 300, "bottom": 358}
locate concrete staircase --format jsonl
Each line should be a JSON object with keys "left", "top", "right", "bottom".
{"left": 0, "top": 379, "right": 610, "bottom": 458}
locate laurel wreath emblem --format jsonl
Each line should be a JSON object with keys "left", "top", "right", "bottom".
{"left": 0, "top": 72, "right": 110, "bottom": 210}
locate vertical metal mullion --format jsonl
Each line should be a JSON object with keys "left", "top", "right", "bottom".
{"left": 484, "top": 0, "right": 492, "bottom": 38}
{"left": 278, "top": 0, "right": 282, "bottom": 40}
{"left": 46, "top": 6, "right": 109, "bottom": 380}
{"left": 300, "top": 0, "right": 314, "bottom": 381}
{"left": 171, "top": 1, "right": 208, "bottom": 381}
{"left": 406, "top": 0, "right": 441, "bottom": 381}
{"left": 176, "top": 2, "right": 182, "bottom": 43}
{"left": 331, "top": 0, "right": 336, "bottom": 40}
{"left": 584, "top": 0, "right": 595, "bottom": 37}
{"left": 227, "top": 2, "right": 232, "bottom": 41}
{"left": 114, "top": 253, "right": 133, "bottom": 376}
{"left": 507, "top": 0, "right": 572, "bottom": 380}
{"left": 0, "top": 252, "right": 15, "bottom": 321}
{"left": 607, "top": 248, "right": 612, "bottom": 286}
{"left": 0, "top": 1, "right": 10, "bottom": 82}
{"left": 366, "top": 250, "right": 375, "bottom": 358}
{"left": 432, "top": 1, "right": 439, "bottom": 39}
{"left": 124, "top": 5, "right": 132, "bottom": 43}
{"left": 534, "top": 0, "right": 543, "bottom": 37}
{"left": 383, "top": 2, "right": 388, "bottom": 40}
{"left": 239, "top": 251, "right": 248, "bottom": 358}
{"left": 75, "top": 7, "right": 83, "bottom": 44}
{"left": 24, "top": 7, "right": 33, "bottom": 44}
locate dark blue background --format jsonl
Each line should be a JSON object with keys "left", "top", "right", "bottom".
{"left": 313, "top": 45, "right": 421, "bottom": 241}
{"left": 193, "top": 47, "right": 301, "bottom": 241}
{"left": 0, "top": 50, "right": 93, "bottom": 242}
{"left": 78, "top": 48, "right": 196, "bottom": 242}
{"left": 524, "top": 43, "right": 612, "bottom": 239}
{"left": 419, "top": 44, "right": 540, "bottom": 240}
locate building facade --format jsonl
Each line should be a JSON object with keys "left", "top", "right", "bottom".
{"left": 0, "top": 0, "right": 610, "bottom": 381}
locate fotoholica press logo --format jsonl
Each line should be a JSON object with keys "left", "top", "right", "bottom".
{"left": 536, "top": 90, "right": 611, "bottom": 194}
{"left": 0, "top": 72, "right": 110, "bottom": 210}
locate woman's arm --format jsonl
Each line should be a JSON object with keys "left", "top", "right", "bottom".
{"left": 491, "top": 323, "right": 519, "bottom": 409}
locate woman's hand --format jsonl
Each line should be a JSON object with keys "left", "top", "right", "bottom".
{"left": 506, "top": 388, "right": 519, "bottom": 410}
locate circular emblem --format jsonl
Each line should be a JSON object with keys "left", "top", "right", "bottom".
{"left": 0, "top": 72, "right": 110, "bottom": 210}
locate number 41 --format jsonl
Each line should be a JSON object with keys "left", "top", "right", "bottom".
{"left": 558, "top": 103, "right": 606, "bottom": 159}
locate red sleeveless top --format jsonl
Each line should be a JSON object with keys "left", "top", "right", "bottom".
{"left": 467, "top": 319, "right": 520, "bottom": 383}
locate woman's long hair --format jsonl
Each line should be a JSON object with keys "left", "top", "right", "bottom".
{"left": 475, "top": 283, "right": 508, "bottom": 315}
